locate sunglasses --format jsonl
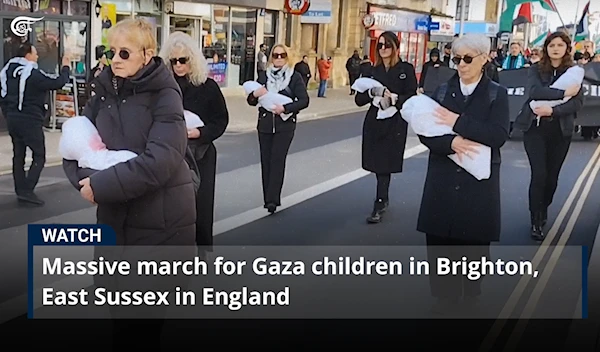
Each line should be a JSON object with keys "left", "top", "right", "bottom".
{"left": 170, "top": 57, "right": 188, "bottom": 65}
{"left": 272, "top": 52, "right": 287, "bottom": 59}
{"left": 105, "top": 49, "right": 131, "bottom": 60}
{"left": 451, "top": 53, "right": 483, "bottom": 65}
{"left": 377, "top": 42, "right": 393, "bottom": 50}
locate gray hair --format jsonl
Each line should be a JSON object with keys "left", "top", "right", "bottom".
{"left": 451, "top": 34, "right": 491, "bottom": 57}
{"left": 159, "top": 31, "right": 208, "bottom": 86}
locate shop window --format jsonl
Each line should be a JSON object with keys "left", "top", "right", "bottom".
{"left": 263, "top": 10, "right": 277, "bottom": 50}
{"left": 3, "top": 18, "right": 32, "bottom": 65}
{"left": 399, "top": 33, "right": 409, "bottom": 61}
{"left": 34, "top": 20, "right": 60, "bottom": 74}
{"left": 284, "top": 14, "right": 292, "bottom": 47}
{"left": 415, "top": 33, "right": 425, "bottom": 74}
{"left": 336, "top": 0, "right": 344, "bottom": 48}
{"left": 1, "top": 0, "right": 32, "bottom": 12}
{"left": 62, "top": 1, "right": 89, "bottom": 16}
{"left": 63, "top": 21, "right": 87, "bottom": 76}
{"left": 34, "top": 0, "right": 61, "bottom": 14}
{"left": 231, "top": 7, "right": 257, "bottom": 85}
{"left": 205, "top": 5, "right": 229, "bottom": 88}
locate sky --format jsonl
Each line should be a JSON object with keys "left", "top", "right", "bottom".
{"left": 533, "top": 0, "right": 597, "bottom": 30}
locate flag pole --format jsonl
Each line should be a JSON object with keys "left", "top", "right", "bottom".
{"left": 548, "top": 0, "right": 567, "bottom": 29}
{"left": 572, "top": 0, "right": 582, "bottom": 43}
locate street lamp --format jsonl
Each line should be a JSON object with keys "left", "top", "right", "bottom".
{"left": 95, "top": 0, "right": 102, "bottom": 18}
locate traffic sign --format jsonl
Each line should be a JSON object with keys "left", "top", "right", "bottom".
{"left": 429, "top": 22, "right": 440, "bottom": 30}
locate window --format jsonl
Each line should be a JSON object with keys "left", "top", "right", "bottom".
{"left": 34, "top": 0, "right": 61, "bottom": 14}
{"left": 456, "top": 0, "right": 470, "bottom": 21}
{"left": 63, "top": 21, "right": 87, "bottom": 76}
{"left": 3, "top": 18, "right": 32, "bottom": 65}
{"left": 336, "top": 0, "right": 344, "bottom": 47}
{"left": 263, "top": 10, "right": 277, "bottom": 51}
{"left": 285, "top": 13, "right": 292, "bottom": 47}
{"left": 34, "top": 20, "right": 60, "bottom": 74}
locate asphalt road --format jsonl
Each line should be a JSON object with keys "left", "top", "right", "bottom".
{"left": 0, "top": 111, "right": 599, "bottom": 350}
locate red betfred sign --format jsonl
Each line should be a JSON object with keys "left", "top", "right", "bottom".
{"left": 284, "top": 0, "right": 310, "bottom": 15}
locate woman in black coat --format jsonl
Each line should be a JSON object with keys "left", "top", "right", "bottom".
{"left": 160, "top": 32, "right": 229, "bottom": 251}
{"left": 247, "top": 44, "right": 309, "bottom": 214}
{"left": 417, "top": 34, "right": 510, "bottom": 308}
{"left": 62, "top": 19, "right": 196, "bottom": 350}
{"left": 355, "top": 31, "right": 417, "bottom": 224}
{"left": 514, "top": 32, "right": 584, "bottom": 241}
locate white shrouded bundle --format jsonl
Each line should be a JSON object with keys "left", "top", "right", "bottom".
{"left": 59, "top": 116, "right": 137, "bottom": 171}
{"left": 401, "top": 94, "right": 491, "bottom": 181}
{"left": 529, "top": 65, "right": 585, "bottom": 111}
{"left": 350, "top": 77, "right": 399, "bottom": 120}
{"left": 184, "top": 110, "right": 204, "bottom": 129}
{"left": 242, "top": 81, "right": 293, "bottom": 121}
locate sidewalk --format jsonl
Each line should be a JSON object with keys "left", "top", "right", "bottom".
{"left": 0, "top": 88, "right": 367, "bottom": 175}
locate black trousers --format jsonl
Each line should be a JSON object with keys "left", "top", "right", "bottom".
{"left": 523, "top": 119, "right": 571, "bottom": 214}
{"left": 426, "top": 234, "right": 491, "bottom": 299}
{"left": 194, "top": 143, "right": 217, "bottom": 248}
{"left": 375, "top": 173, "right": 391, "bottom": 201}
{"left": 7, "top": 118, "right": 46, "bottom": 195}
{"left": 258, "top": 130, "right": 294, "bottom": 206}
{"left": 349, "top": 74, "right": 359, "bottom": 93}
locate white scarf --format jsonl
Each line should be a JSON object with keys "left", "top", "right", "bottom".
{"left": 266, "top": 64, "right": 294, "bottom": 93}
{"left": 0, "top": 57, "right": 38, "bottom": 111}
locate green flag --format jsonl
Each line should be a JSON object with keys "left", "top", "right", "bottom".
{"left": 530, "top": 31, "right": 549, "bottom": 47}
{"left": 500, "top": 0, "right": 557, "bottom": 33}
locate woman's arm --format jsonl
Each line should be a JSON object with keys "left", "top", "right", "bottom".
{"left": 452, "top": 85, "right": 510, "bottom": 149}
{"left": 419, "top": 135, "right": 456, "bottom": 156}
{"left": 552, "top": 85, "right": 584, "bottom": 117}
{"left": 88, "top": 87, "right": 189, "bottom": 204}
{"left": 197, "top": 79, "right": 229, "bottom": 144}
{"left": 283, "top": 73, "right": 310, "bottom": 114}
{"left": 528, "top": 65, "right": 566, "bottom": 101}
{"left": 395, "top": 64, "right": 418, "bottom": 108}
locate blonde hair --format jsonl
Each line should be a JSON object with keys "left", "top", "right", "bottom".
{"left": 268, "top": 44, "right": 290, "bottom": 66}
{"left": 159, "top": 31, "right": 208, "bottom": 86}
{"left": 107, "top": 18, "right": 157, "bottom": 53}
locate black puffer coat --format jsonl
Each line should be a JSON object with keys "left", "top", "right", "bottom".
{"left": 63, "top": 57, "right": 196, "bottom": 246}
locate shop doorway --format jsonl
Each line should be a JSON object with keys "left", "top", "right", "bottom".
{"left": 168, "top": 16, "right": 209, "bottom": 55}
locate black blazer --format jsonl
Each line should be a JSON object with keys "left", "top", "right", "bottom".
{"left": 247, "top": 69, "right": 309, "bottom": 133}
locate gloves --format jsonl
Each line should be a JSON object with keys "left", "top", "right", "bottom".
{"left": 369, "top": 86, "right": 386, "bottom": 97}
{"left": 378, "top": 96, "right": 392, "bottom": 110}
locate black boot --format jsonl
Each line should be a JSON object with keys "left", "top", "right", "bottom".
{"left": 531, "top": 211, "right": 545, "bottom": 241}
{"left": 367, "top": 199, "right": 388, "bottom": 224}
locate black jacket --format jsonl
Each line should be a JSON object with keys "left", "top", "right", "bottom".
{"left": 417, "top": 74, "right": 510, "bottom": 243}
{"left": 247, "top": 68, "right": 309, "bottom": 133}
{"left": 294, "top": 61, "right": 311, "bottom": 85}
{"left": 355, "top": 60, "right": 417, "bottom": 174}
{"left": 514, "top": 63, "right": 584, "bottom": 137}
{"left": 485, "top": 61, "right": 500, "bottom": 83}
{"left": 63, "top": 57, "right": 196, "bottom": 246}
{"left": 0, "top": 61, "right": 70, "bottom": 121}
{"left": 419, "top": 50, "right": 447, "bottom": 88}
{"left": 359, "top": 60, "right": 372, "bottom": 78}
{"left": 175, "top": 75, "right": 229, "bottom": 150}
{"left": 346, "top": 55, "right": 361, "bottom": 76}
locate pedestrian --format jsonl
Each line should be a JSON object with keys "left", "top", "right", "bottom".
{"left": 346, "top": 50, "right": 361, "bottom": 95}
{"left": 514, "top": 31, "right": 584, "bottom": 241}
{"left": 0, "top": 43, "right": 71, "bottom": 206}
{"left": 317, "top": 54, "right": 331, "bottom": 97}
{"left": 354, "top": 31, "right": 417, "bottom": 224}
{"left": 160, "top": 31, "right": 229, "bottom": 253}
{"left": 359, "top": 55, "right": 372, "bottom": 78}
{"left": 294, "top": 54, "right": 312, "bottom": 87}
{"left": 417, "top": 34, "right": 510, "bottom": 310}
{"left": 62, "top": 18, "right": 196, "bottom": 350}
{"left": 257, "top": 43, "right": 268, "bottom": 82}
{"left": 502, "top": 42, "right": 527, "bottom": 70}
{"left": 247, "top": 44, "right": 309, "bottom": 214}
{"left": 419, "top": 48, "right": 446, "bottom": 93}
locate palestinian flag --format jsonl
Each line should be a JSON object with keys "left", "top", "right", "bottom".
{"left": 575, "top": 1, "right": 590, "bottom": 42}
{"left": 539, "top": 0, "right": 557, "bottom": 12}
{"left": 530, "top": 31, "right": 550, "bottom": 48}
{"left": 513, "top": 3, "right": 533, "bottom": 26}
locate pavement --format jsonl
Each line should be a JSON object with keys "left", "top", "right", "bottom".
{"left": 0, "top": 87, "right": 366, "bottom": 175}
{"left": 0, "top": 110, "right": 599, "bottom": 349}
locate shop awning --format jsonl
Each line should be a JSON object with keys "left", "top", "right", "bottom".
{"left": 430, "top": 35, "right": 454, "bottom": 43}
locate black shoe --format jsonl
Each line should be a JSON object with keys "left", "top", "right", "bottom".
{"left": 530, "top": 211, "right": 545, "bottom": 241}
{"left": 367, "top": 199, "right": 387, "bottom": 224}
{"left": 17, "top": 192, "right": 45, "bottom": 206}
{"left": 266, "top": 203, "right": 277, "bottom": 214}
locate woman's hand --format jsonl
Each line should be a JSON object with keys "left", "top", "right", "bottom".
{"left": 253, "top": 87, "right": 268, "bottom": 98}
{"left": 273, "top": 105, "right": 285, "bottom": 115}
{"left": 434, "top": 106, "right": 460, "bottom": 127}
{"left": 79, "top": 178, "right": 96, "bottom": 205}
{"left": 187, "top": 128, "right": 201, "bottom": 139}
{"left": 533, "top": 106, "right": 553, "bottom": 117}
{"left": 451, "top": 136, "right": 480, "bottom": 162}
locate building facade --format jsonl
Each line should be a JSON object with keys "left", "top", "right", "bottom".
{"left": 454, "top": 0, "right": 500, "bottom": 45}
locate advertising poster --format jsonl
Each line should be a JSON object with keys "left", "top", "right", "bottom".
{"left": 208, "top": 62, "right": 228, "bottom": 87}
{"left": 101, "top": 4, "right": 116, "bottom": 47}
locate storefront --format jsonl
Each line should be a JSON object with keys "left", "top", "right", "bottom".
{"left": 454, "top": 21, "right": 499, "bottom": 48}
{"left": 0, "top": 0, "right": 91, "bottom": 132}
{"left": 90, "top": 0, "right": 282, "bottom": 93}
{"left": 363, "top": 4, "right": 430, "bottom": 79}
{"left": 429, "top": 15, "right": 455, "bottom": 48}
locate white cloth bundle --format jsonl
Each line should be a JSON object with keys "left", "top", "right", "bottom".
{"left": 242, "top": 81, "right": 293, "bottom": 121}
{"left": 351, "top": 78, "right": 399, "bottom": 120}
{"left": 59, "top": 116, "right": 137, "bottom": 171}
{"left": 401, "top": 94, "right": 491, "bottom": 180}
{"left": 184, "top": 110, "right": 205, "bottom": 129}
{"left": 529, "top": 65, "right": 585, "bottom": 111}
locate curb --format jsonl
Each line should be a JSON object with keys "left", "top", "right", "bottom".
{"left": 0, "top": 107, "right": 369, "bottom": 176}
